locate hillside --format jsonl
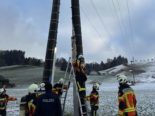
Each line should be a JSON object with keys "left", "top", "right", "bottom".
{"left": 0, "top": 65, "right": 65, "bottom": 88}
{"left": 98, "top": 62, "right": 155, "bottom": 83}
{"left": 1, "top": 62, "right": 155, "bottom": 88}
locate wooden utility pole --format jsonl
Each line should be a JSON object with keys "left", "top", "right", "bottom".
{"left": 71, "top": 0, "right": 87, "bottom": 115}
{"left": 43, "top": 0, "right": 60, "bottom": 83}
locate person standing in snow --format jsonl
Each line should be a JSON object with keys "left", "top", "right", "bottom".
{"left": 86, "top": 83, "right": 99, "bottom": 116}
{"left": 0, "top": 87, "right": 17, "bottom": 116}
{"left": 53, "top": 78, "right": 64, "bottom": 96}
{"left": 20, "top": 83, "right": 39, "bottom": 116}
{"left": 35, "top": 82, "right": 62, "bottom": 116}
{"left": 117, "top": 74, "right": 137, "bottom": 116}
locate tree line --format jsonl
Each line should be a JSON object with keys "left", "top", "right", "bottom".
{"left": 56, "top": 56, "right": 128, "bottom": 74}
{"left": 0, "top": 50, "right": 42, "bottom": 66}
{"left": 0, "top": 50, "right": 128, "bottom": 74}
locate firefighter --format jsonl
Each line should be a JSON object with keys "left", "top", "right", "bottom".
{"left": 20, "top": 83, "right": 39, "bottom": 116}
{"left": 52, "top": 78, "right": 65, "bottom": 96}
{"left": 117, "top": 74, "right": 137, "bottom": 116}
{"left": 89, "top": 83, "right": 99, "bottom": 116}
{"left": 35, "top": 82, "right": 62, "bottom": 116}
{"left": 0, "top": 88, "right": 17, "bottom": 116}
{"left": 38, "top": 82, "right": 46, "bottom": 96}
{"left": 86, "top": 83, "right": 99, "bottom": 116}
{"left": 73, "top": 54, "right": 87, "bottom": 115}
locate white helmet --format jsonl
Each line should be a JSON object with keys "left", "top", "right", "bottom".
{"left": 78, "top": 54, "right": 85, "bottom": 61}
{"left": 116, "top": 74, "right": 127, "bottom": 84}
{"left": 0, "top": 88, "right": 5, "bottom": 94}
{"left": 40, "top": 82, "right": 45, "bottom": 88}
{"left": 28, "top": 84, "right": 39, "bottom": 94}
{"left": 78, "top": 54, "right": 84, "bottom": 59}
{"left": 59, "top": 78, "right": 64, "bottom": 84}
{"left": 93, "top": 83, "right": 99, "bottom": 90}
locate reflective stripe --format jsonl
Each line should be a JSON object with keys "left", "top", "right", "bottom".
{"left": 28, "top": 100, "right": 36, "bottom": 114}
{"left": 124, "top": 93, "right": 131, "bottom": 108}
{"left": 0, "top": 98, "right": 6, "bottom": 101}
{"left": 77, "top": 82, "right": 86, "bottom": 91}
{"left": 118, "top": 96, "right": 124, "bottom": 100}
{"left": 118, "top": 110, "right": 124, "bottom": 115}
{"left": 20, "top": 102, "right": 26, "bottom": 105}
{"left": 0, "top": 98, "right": 7, "bottom": 110}
{"left": 124, "top": 107, "right": 135, "bottom": 112}
{"left": 0, "top": 107, "right": 5, "bottom": 110}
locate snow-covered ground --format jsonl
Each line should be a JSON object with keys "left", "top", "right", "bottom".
{"left": 5, "top": 62, "right": 155, "bottom": 116}
{"left": 6, "top": 81, "right": 155, "bottom": 116}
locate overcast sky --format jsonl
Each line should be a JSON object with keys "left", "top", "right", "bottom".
{"left": 0, "top": 0, "right": 155, "bottom": 63}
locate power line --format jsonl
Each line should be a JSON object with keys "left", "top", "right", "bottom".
{"left": 111, "top": 0, "right": 125, "bottom": 38}
{"left": 126, "top": 0, "right": 135, "bottom": 56}
{"left": 89, "top": 0, "right": 112, "bottom": 39}
{"left": 80, "top": 6, "right": 104, "bottom": 40}
{"left": 116, "top": 0, "right": 128, "bottom": 37}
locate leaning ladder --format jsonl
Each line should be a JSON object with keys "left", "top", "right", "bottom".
{"left": 61, "top": 57, "right": 72, "bottom": 115}
{"left": 71, "top": 60, "right": 89, "bottom": 116}
{"left": 61, "top": 58, "right": 89, "bottom": 116}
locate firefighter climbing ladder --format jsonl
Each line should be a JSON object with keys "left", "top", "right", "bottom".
{"left": 71, "top": 60, "right": 89, "bottom": 116}
{"left": 61, "top": 57, "right": 89, "bottom": 116}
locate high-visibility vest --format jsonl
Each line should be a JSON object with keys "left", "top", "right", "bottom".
{"left": 86, "top": 91, "right": 99, "bottom": 106}
{"left": 0, "top": 97, "right": 7, "bottom": 110}
{"left": 73, "top": 60, "right": 87, "bottom": 92}
{"left": 118, "top": 88, "right": 137, "bottom": 116}
{"left": 90, "top": 92, "right": 99, "bottom": 106}
{"left": 28, "top": 99, "right": 36, "bottom": 116}
{"left": 0, "top": 94, "right": 16, "bottom": 110}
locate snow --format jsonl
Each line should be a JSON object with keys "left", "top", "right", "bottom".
{"left": 99, "top": 65, "right": 127, "bottom": 75}
{"left": 5, "top": 82, "right": 155, "bottom": 116}
{"left": 4, "top": 62, "right": 155, "bottom": 116}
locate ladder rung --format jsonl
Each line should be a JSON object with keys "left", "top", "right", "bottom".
{"left": 82, "top": 112, "right": 87, "bottom": 114}
{"left": 81, "top": 104, "right": 87, "bottom": 107}
{"left": 61, "top": 96, "right": 65, "bottom": 99}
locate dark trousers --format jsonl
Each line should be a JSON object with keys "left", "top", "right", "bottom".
{"left": 0, "top": 110, "right": 6, "bottom": 116}
{"left": 91, "top": 106, "right": 98, "bottom": 116}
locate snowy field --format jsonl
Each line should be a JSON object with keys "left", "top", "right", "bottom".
{"left": 6, "top": 81, "right": 155, "bottom": 116}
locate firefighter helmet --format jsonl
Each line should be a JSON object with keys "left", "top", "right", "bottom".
{"left": 116, "top": 74, "right": 127, "bottom": 84}
{"left": 78, "top": 54, "right": 85, "bottom": 63}
{"left": 59, "top": 78, "right": 64, "bottom": 84}
{"left": 28, "top": 83, "right": 39, "bottom": 94}
{"left": 0, "top": 88, "right": 5, "bottom": 94}
{"left": 93, "top": 83, "right": 99, "bottom": 90}
{"left": 40, "top": 82, "right": 45, "bottom": 88}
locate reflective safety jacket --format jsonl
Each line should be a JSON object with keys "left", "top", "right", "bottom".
{"left": 73, "top": 60, "right": 87, "bottom": 92}
{"left": 89, "top": 89, "right": 99, "bottom": 107}
{"left": 52, "top": 83, "right": 63, "bottom": 95}
{"left": 20, "top": 93, "right": 38, "bottom": 116}
{"left": 52, "top": 83, "right": 68, "bottom": 96}
{"left": 118, "top": 84, "right": 137, "bottom": 116}
{"left": 0, "top": 94, "right": 16, "bottom": 111}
